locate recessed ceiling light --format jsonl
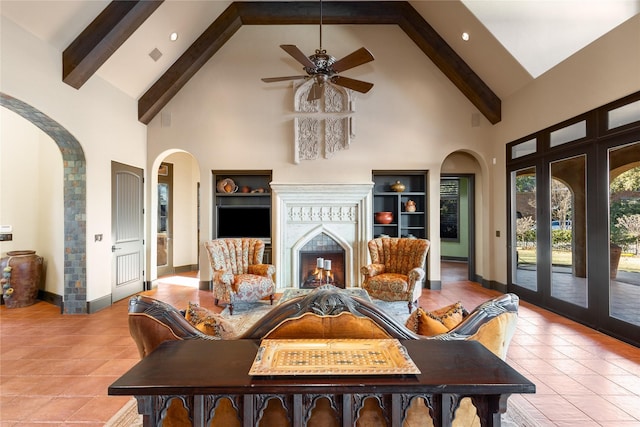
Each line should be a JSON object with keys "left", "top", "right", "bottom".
{"left": 170, "top": 32, "right": 178, "bottom": 42}
{"left": 462, "top": 32, "right": 470, "bottom": 41}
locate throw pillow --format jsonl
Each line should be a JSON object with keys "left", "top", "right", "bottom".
{"left": 431, "top": 301, "right": 467, "bottom": 329}
{"left": 185, "top": 302, "right": 237, "bottom": 339}
{"left": 405, "top": 301, "right": 467, "bottom": 337}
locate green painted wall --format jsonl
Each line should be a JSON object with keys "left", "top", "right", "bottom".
{"left": 441, "top": 177, "right": 469, "bottom": 259}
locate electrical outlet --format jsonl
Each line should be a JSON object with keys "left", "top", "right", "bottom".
{"left": 495, "top": 230, "right": 501, "bottom": 237}
{"left": 95, "top": 234, "right": 103, "bottom": 242}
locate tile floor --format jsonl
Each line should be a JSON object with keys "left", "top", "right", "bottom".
{"left": 1, "top": 264, "right": 639, "bottom": 426}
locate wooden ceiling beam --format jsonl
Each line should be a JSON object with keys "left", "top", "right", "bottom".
{"left": 63, "top": 0, "right": 163, "bottom": 89}
{"left": 395, "top": 2, "right": 501, "bottom": 124}
{"left": 138, "top": 1, "right": 501, "bottom": 124}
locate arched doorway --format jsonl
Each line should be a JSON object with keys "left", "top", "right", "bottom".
{"left": 440, "top": 151, "right": 483, "bottom": 284}
{"left": 1, "top": 93, "right": 87, "bottom": 314}
{"left": 150, "top": 151, "right": 201, "bottom": 283}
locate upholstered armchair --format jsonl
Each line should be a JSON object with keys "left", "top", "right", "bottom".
{"left": 204, "top": 238, "right": 275, "bottom": 315}
{"left": 361, "top": 237, "right": 430, "bottom": 313}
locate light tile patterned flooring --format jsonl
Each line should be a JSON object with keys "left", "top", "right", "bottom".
{"left": 1, "top": 264, "right": 639, "bottom": 426}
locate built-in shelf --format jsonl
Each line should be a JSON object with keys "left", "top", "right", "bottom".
{"left": 372, "top": 170, "right": 428, "bottom": 239}
{"left": 212, "top": 170, "right": 273, "bottom": 261}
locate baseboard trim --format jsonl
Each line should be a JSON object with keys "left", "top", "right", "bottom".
{"left": 174, "top": 264, "right": 198, "bottom": 273}
{"left": 441, "top": 257, "right": 468, "bottom": 262}
{"left": 426, "top": 279, "right": 442, "bottom": 290}
{"left": 38, "top": 290, "right": 63, "bottom": 309}
{"left": 199, "top": 280, "right": 211, "bottom": 291}
{"left": 87, "top": 294, "right": 112, "bottom": 314}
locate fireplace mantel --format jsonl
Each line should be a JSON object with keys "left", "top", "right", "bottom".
{"left": 271, "top": 183, "right": 373, "bottom": 289}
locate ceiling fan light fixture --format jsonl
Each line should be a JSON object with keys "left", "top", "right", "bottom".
{"left": 260, "top": 0, "right": 374, "bottom": 96}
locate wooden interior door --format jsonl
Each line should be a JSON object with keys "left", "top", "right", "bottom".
{"left": 111, "top": 161, "right": 144, "bottom": 302}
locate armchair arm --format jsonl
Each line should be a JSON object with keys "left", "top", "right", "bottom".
{"left": 211, "top": 269, "right": 234, "bottom": 286}
{"left": 407, "top": 267, "right": 425, "bottom": 285}
{"left": 248, "top": 263, "right": 276, "bottom": 278}
{"left": 361, "top": 263, "right": 385, "bottom": 279}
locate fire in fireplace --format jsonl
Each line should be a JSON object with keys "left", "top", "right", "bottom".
{"left": 299, "top": 233, "right": 346, "bottom": 289}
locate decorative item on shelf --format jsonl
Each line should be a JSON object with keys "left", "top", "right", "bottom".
{"left": 390, "top": 180, "right": 405, "bottom": 192}
{"left": 240, "top": 186, "right": 251, "bottom": 193}
{"left": 251, "top": 188, "right": 266, "bottom": 193}
{"left": 405, "top": 199, "right": 416, "bottom": 212}
{"left": 216, "top": 178, "right": 238, "bottom": 193}
{"left": 375, "top": 211, "right": 393, "bottom": 224}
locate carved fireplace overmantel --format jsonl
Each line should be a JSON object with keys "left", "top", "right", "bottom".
{"left": 270, "top": 183, "right": 374, "bottom": 289}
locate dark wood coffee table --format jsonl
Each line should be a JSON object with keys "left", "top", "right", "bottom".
{"left": 109, "top": 339, "right": 535, "bottom": 426}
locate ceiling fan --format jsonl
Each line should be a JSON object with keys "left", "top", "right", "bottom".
{"left": 261, "top": 1, "right": 374, "bottom": 101}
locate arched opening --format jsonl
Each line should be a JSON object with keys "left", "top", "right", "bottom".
{"left": 1, "top": 93, "right": 87, "bottom": 314}
{"left": 149, "top": 150, "right": 201, "bottom": 283}
{"left": 440, "top": 150, "right": 484, "bottom": 285}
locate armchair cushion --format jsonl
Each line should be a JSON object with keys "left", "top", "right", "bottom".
{"left": 233, "top": 274, "right": 274, "bottom": 301}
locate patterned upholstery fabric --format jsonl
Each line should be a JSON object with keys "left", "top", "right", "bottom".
{"left": 361, "top": 237, "right": 430, "bottom": 312}
{"left": 204, "top": 238, "right": 275, "bottom": 314}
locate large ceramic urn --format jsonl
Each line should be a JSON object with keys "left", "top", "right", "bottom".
{"left": 1, "top": 250, "right": 43, "bottom": 308}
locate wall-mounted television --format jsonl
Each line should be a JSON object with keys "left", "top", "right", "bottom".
{"left": 217, "top": 206, "right": 271, "bottom": 240}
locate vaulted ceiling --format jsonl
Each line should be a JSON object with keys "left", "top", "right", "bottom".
{"left": 3, "top": 0, "right": 637, "bottom": 126}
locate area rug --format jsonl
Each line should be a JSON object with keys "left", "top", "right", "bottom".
{"left": 107, "top": 298, "right": 540, "bottom": 426}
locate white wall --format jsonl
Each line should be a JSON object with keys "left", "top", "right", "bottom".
{"left": 163, "top": 152, "right": 200, "bottom": 269}
{"left": 488, "top": 15, "right": 640, "bottom": 284}
{"left": 1, "top": 16, "right": 147, "bottom": 301}
{"left": 3, "top": 11, "right": 638, "bottom": 301}
{"left": 147, "top": 24, "right": 495, "bottom": 282}
{"left": 0, "top": 109, "right": 64, "bottom": 295}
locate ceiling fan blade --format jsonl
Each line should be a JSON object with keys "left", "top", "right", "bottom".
{"left": 332, "top": 47, "right": 375, "bottom": 73}
{"left": 262, "top": 75, "right": 308, "bottom": 83}
{"left": 307, "top": 82, "right": 322, "bottom": 101}
{"left": 331, "top": 75, "right": 374, "bottom": 94}
{"left": 280, "top": 44, "right": 315, "bottom": 69}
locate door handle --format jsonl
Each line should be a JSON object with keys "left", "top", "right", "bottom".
{"left": 111, "top": 245, "right": 122, "bottom": 252}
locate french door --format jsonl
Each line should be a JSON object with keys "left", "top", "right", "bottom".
{"left": 507, "top": 92, "right": 640, "bottom": 346}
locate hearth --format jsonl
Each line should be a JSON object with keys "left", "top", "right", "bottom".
{"left": 299, "top": 233, "right": 345, "bottom": 288}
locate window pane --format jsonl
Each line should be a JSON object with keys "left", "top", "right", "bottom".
{"left": 511, "top": 138, "right": 536, "bottom": 159}
{"left": 609, "top": 142, "right": 640, "bottom": 327}
{"left": 550, "top": 121, "right": 586, "bottom": 148}
{"left": 550, "top": 155, "right": 587, "bottom": 308}
{"left": 608, "top": 99, "right": 640, "bottom": 129}
{"left": 512, "top": 167, "right": 537, "bottom": 290}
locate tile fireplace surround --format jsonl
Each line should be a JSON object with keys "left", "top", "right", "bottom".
{"left": 271, "top": 183, "right": 373, "bottom": 289}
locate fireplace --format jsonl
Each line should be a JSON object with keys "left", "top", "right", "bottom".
{"left": 299, "top": 233, "right": 346, "bottom": 288}
{"left": 271, "top": 183, "right": 373, "bottom": 289}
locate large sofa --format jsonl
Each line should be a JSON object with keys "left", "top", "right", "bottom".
{"left": 127, "top": 287, "right": 519, "bottom": 426}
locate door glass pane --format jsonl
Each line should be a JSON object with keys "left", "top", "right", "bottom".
{"left": 609, "top": 142, "right": 640, "bottom": 327}
{"left": 512, "top": 167, "right": 537, "bottom": 290}
{"left": 157, "top": 183, "right": 169, "bottom": 268}
{"left": 550, "top": 155, "right": 587, "bottom": 307}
